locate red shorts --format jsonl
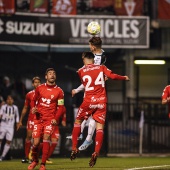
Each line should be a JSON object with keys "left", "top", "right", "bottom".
{"left": 76, "top": 101, "right": 106, "bottom": 124}
{"left": 51, "top": 126, "right": 59, "bottom": 139}
{"left": 32, "top": 120, "right": 55, "bottom": 138}
{"left": 27, "top": 119, "right": 34, "bottom": 131}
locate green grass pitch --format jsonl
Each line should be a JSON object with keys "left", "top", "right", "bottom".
{"left": 0, "top": 157, "right": 170, "bottom": 170}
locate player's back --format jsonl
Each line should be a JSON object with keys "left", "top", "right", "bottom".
{"left": 78, "top": 64, "right": 107, "bottom": 103}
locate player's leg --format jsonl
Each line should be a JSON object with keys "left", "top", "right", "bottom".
{"left": 89, "top": 105, "right": 106, "bottom": 167}
{"left": 22, "top": 129, "right": 33, "bottom": 163}
{"left": 78, "top": 117, "right": 96, "bottom": 151}
{"left": 46, "top": 126, "right": 59, "bottom": 163}
{"left": 28, "top": 124, "right": 41, "bottom": 170}
{"left": 0, "top": 127, "right": 13, "bottom": 161}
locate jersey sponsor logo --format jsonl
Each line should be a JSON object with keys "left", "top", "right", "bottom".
{"left": 89, "top": 104, "right": 105, "bottom": 109}
{"left": 91, "top": 96, "right": 105, "bottom": 102}
{"left": 41, "top": 98, "right": 51, "bottom": 104}
{"left": 45, "top": 125, "right": 52, "bottom": 130}
{"left": 47, "top": 89, "right": 52, "bottom": 91}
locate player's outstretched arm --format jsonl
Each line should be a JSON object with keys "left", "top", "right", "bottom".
{"left": 72, "top": 84, "right": 85, "bottom": 97}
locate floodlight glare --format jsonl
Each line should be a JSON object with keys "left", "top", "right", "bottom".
{"left": 134, "top": 60, "right": 166, "bottom": 65}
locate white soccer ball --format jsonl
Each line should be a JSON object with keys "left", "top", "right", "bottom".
{"left": 87, "top": 21, "right": 101, "bottom": 35}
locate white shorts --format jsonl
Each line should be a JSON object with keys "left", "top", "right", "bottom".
{"left": 0, "top": 126, "right": 14, "bottom": 141}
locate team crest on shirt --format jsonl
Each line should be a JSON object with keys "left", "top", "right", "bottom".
{"left": 51, "top": 95, "right": 54, "bottom": 99}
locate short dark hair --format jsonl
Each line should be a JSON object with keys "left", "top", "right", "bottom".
{"left": 89, "top": 37, "right": 102, "bottom": 48}
{"left": 45, "top": 68, "right": 55, "bottom": 75}
{"left": 82, "top": 52, "right": 94, "bottom": 59}
{"left": 32, "top": 76, "right": 41, "bottom": 83}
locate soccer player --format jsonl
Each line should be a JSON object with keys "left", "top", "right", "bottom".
{"left": 17, "top": 76, "right": 41, "bottom": 163}
{"left": 0, "top": 95, "right": 20, "bottom": 161}
{"left": 67, "top": 37, "right": 107, "bottom": 151}
{"left": 162, "top": 85, "right": 170, "bottom": 117}
{"left": 70, "top": 52, "right": 130, "bottom": 167}
{"left": 28, "top": 68, "right": 65, "bottom": 170}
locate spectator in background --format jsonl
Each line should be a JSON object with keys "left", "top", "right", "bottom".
{"left": 162, "top": 85, "right": 170, "bottom": 118}
{"left": 0, "top": 95, "right": 19, "bottom": 161}
{"left": 0, "top": 76, "right": 12, "bottom": 101}
{"left": 11, "top": 76, "right": 26, "bottom": 101}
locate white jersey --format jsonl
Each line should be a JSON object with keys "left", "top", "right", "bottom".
{"left": 94, "top": 49, "right": 105, "bottom": 65}
{"left": 0, "top": 104, "right": 19, "bottom": 128}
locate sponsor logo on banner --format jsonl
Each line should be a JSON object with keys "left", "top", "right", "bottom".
{"left": 124, "top": 0, "right": 136, "bottom": 16}
{"left": 0, "top": 19, "right": 3, "bottom": 33}
{"left": 0, "top": 15, "right": 149, "bottom": 48}
{"left": 52, "top": 0, "right": 76, "bottom": 14}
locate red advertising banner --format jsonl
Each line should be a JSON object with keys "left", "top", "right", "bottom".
{"left": 158, "top": 0, "right": 170, "bottom": 20}
{"left": 52, "top": 0, "right": 76, "bottom": 15}
{"left": 30, "top": 0, "right": 48, "bottom": 13}
{"left": 0, "top": 0, "right": 15, "bottom": 14}
{"left": 113, "top": 0, "right": 144, "bottom": 16}
{"left": 92, "top": 0, "right": 113, "bottom": 8}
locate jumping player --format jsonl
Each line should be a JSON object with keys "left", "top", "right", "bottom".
{"left": 70, "top": 52, "right": 130, "bottom": 167}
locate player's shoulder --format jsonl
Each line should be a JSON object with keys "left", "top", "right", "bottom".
{"left": 55, "top": 85, "right": 64, "bottom": 92}
{"left": 78, "top": 65, "right": 85, "bottom": 72}
{"left": 12, "top": 104, "right": 19, "bottom": 109}
{"left": 27, "top": 90, "right": 35, "bottom": 95}
{"left": 164, "top": 85, "right": 170, "bottom": 90}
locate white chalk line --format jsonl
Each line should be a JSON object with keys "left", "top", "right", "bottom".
{"left": 124, "top": 165, "right": 170, "bottom": 170}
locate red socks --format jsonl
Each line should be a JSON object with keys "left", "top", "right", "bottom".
{"left": 72, "top": 123, "right": 81, "bottom": 150}
{"left": 95, "top": 129, "right": 104, "bottom": 154}
{"left": 25, "top": 140, "right": 31, "bottom": 158}
{"left": 41, "top": 140, "right": 50, "bottom": 164}
{"left": 48, "top": 142, "right": 57, "bottom": 158}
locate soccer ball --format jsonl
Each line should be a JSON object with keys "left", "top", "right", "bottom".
{"left": 87, "top": 21, "right": 101, "bottom": 35}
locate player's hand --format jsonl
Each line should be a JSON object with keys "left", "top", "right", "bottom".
{"left": 72, "top": 89, "right": 76, "bottom": 97}
{"left": 16, "top": 123, "right": 21, "bottom": 131}
{"left": 32, "top": 107, "right": 38, "bottom": 114}
{"left": 51, "top": 119, "right": 57, "bottom": 125}
{"left": 61, "top": 120, "right": 66, "bottom": 127}
{"left": 105, "top": 76, "right": 108, "bottom": 81}
{"left": 125, "top": 76, "right": 130, "bottom": 81}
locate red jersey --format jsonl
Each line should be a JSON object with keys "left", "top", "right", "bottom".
{"left": 77, "top": 64, "right": 126, "bottom": 103}
{"left": 162, "top": 85, "right": 170, "bottom": 113}
{"left": 24, "top": 90, "right": 35, "bottom": 121}
{"left": 32, "top": 83, "right": 64, "bottom": 121}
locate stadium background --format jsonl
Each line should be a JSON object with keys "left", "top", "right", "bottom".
{"left": 0, "top": 0, "right": 170, "bottom": 159}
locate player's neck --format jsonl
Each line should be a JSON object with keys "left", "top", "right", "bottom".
{"left": 94, "top": 48, "right": 102, "bottom": 54}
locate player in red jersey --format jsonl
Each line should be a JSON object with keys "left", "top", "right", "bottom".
{"left": 162, "top": 85, "right": 170, "bottom": 117}
{"left": 17, "top": 76, "right": 41, "bottom": 163}
{"left": 28, "top": 68, "right": 65, "bottom": 170}
{"left": 70, "top": 52, "right": 130, "bottom": 167}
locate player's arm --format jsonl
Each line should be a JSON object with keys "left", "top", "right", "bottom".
{"left": 162, "top": 87, "right": 169, "bottom": 104}
{"left": 53, "top": 89, "right": 65, "bottom": 124}
{"left": 103, "top": 65, "right": 130, "bottom": 80}
{"left": 31, "top": 88, "right": 39, "bottom": 114}
{"left": 15, "top": 106, "right": 20, "bottom": 130}
{"left": 61, "top": 106, "right": 66, "bottom": 127}
{"left": 72, "top": 84, "right": 85, "bottom": 97}
{"left": 17, "top": 105, "right": 28, "bottom": 130}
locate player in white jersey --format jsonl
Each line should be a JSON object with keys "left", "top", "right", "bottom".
{"left": 67, "top": 37, "right": 107, "bottom": 151}
{"left": 0, "top": 95, "right": 19, "bottom": 161}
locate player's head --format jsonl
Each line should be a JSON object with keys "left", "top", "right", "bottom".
{"left": 82, "top": 52, "right": 94, "bottom": 65}
{"left": 45, "top": 68, "right": 56, "bottom": 85}
{"left": 89, "top": 37, "right": 102, "bottom": 52}
{"left": 6, "top": 95, "right": 14, "bottom": 105}
{"left": 32, "top": 76, "right": 41, "bottom": 89}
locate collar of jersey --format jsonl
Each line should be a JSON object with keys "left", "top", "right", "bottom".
{"left": 45, "top": 83, "right": 57, "bottom": 88}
